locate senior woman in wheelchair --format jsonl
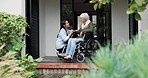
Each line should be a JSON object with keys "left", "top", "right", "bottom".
{"left": 63, "top": 13, "right": 93, "bottom": 59}
{"left": 56, "top": 20, "right": 74, "bottom": 56}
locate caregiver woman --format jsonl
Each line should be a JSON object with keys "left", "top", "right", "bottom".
{"left": 56, "top": 20, "right": 74, "bottom": 55}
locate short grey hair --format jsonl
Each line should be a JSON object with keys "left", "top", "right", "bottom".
{"left": 80, "top": 13, "right": 89, "bottom": 20}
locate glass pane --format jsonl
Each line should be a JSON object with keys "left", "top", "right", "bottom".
{"left": 61, "top": 0, "right": 73, "bottom": 28}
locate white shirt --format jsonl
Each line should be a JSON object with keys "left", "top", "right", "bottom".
{"left": 81, "top": 20, "right": 91, "bottom": 29}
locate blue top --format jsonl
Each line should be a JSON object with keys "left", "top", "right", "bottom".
{"left": 56, "top": 28, "right": 70, "bottom": 49}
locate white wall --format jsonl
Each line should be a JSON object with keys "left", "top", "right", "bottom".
{"left": 39, "top": 0, "right": 46, "bottom": 57}
{"left": 139, "top": 6, "right": 148, "bottom": 36}
{"left": 39, "top": 0, "right": 60, "bottom": 57}
{"left": 0, "top": 0, "right": 25, "bottom": 16}
{"left": 112, "top": 0, "right": 129, "bottom": 45}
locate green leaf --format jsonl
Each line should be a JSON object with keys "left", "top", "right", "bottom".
{"left": 127, "top": 8, "right": 134, "bottom": 14}
{"left": 28, "top": 55, "right": 34, "bottom": 62}
{"left": 135, "top": 0, "right": 143, "bottom": 6}
{"left": 135, "top": 13, "right": 142, "bottom": 20}
{"left": 98, "top": 4, "right": 102, "bottom": 9}
{"left": 94, "top": 3, "right": 98, "bottom": 10}
{"left": 35, "top": 57, "right": 43, "bottom": 62}
{"left": 130, "top": 4, "right": 138, "bottom": 11}
{"left": 137, "top": 6, "right": 146, "bottom": 12}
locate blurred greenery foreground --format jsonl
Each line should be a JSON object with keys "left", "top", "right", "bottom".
{"left": 0, "top": 12, "right": 43, "bottom": 78}
{"left": 64, "top": 35, "right": 148, "bottom": 78}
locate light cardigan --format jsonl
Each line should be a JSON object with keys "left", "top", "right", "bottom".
{"left": 56, "top": 28, "right": 70, "bottom": 49}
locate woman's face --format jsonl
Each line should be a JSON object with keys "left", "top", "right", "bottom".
{"left": 80, "top": 18, "right": 87, "bottom": 23}
{"left": 65, "top": 21, "right": 70, "bottom": 28}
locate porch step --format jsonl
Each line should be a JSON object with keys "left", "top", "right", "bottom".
{"left": 36, "top": 56, "right": 97, "bottom": 78}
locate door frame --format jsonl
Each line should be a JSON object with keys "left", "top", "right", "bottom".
{"left": 25, "top": 0, "right": 40, "bottom": 58}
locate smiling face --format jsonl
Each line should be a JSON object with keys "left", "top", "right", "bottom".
{"left": 80, "top": 18, "right": 87, "bottom": 23}
{"left": 64, "top": 20, "right": 70, "bottom": 28}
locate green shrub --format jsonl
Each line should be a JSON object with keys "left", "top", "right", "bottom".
{"left": 0, "top": 12, "right": 42, "bottom": 78}
{"left": 17, "top": 54, "right": 43, "bottom": 78}
{"left": 0, "top": 12, "right": 28, "bottom": 57}
{"left": 82, "top": 35, "right": 148, "bottom": 78}
{"left": 0, "top": 45, "right": 43, "bottom": 78}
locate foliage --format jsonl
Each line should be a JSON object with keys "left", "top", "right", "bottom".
{"left": 66, "top": 35, "right": 148, "bottom": 78}
{"left": 93, "top": 24, "right": 97, "bottom": 36}
{"left": 0, "top": 12, "right": 28, "bottom": 57}
{"left": 0, "top": 46, "right": 27, "bottom": 78}
{"left": 17, "top": 54, "right": 43, "bottom": 78}
{"left": 90, "top": 0, "right": 148, "bottom": 20}
{"left": 81, "top": 34, "right": 148, "bottom": 78}
{"left": 0, "top": 45, "right": 43, "bottom": 78}
{"left": 0, "top": 12, "right": 42, "bottom": 77}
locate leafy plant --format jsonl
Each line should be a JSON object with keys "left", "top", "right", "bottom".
{"left": 81, "top": 34, "right": 148, "bottom": 78}
{"left": 17, "top": 54, "right": 43, "bottom": 78}
{"left": 0, "top": 45, "right": 43, "bottom": 78}
{"left": 90, "top": 0, "right": 148, "bottom": 20}
{"left": 0, "top": 46, "right": 27, "bottom": 78}
{"left": 0, "top": 12, "right": 42, "bottom": 78}
{"left": 0, "top": 12, "right": 28, "bottom": 57}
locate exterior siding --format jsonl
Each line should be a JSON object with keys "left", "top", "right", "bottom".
{"left": 139, "top": 6, "right": 148, "bottom": 37}
{"left": 0, "top": 0, "right": 25, "bottom": 16}
{"left": 112, "top": 0, "right": 129, "bottom": 46}
{"left": 39, "top": 0, "right": 60, "bottom": 56}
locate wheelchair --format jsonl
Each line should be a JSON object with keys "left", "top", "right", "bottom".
{"left": 56, "top": 32, "right": 99, "bottom": 62}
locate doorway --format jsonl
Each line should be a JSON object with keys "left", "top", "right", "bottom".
{"left": 61, "top": 0, "right": 112, "bottom": 46}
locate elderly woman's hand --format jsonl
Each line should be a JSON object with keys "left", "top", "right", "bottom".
{"left": 80, "top": 32, "right": 83, "bottom": 37}
{"left": 69, "top": 30, "right": 74, "bottom": 36}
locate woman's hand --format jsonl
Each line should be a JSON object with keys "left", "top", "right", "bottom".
{"left": 70, "top": 30, "right": 74, "bottom": 34}
{"left": 68, "top": 30, "right": 74, "bottom": 37}
{"left": 80, "top": 32, "right": 83, "bottom": 37}
{"left": 71, "top": 30, "right": 75, "bottom": 32}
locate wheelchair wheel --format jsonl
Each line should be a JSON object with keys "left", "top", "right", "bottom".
{"left": 76, "top": 52, "right": 85, "bottom": 63}
{"left": 86, "top": 39, "right": 99, "bottom": 53}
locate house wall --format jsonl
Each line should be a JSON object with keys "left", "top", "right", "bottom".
{"left": 112, "top": 0, "right": 129, "bottom": 45}
{"left": 39, "top": 0, "right": 46, "bottom": 57}
{"left": 0, "top": 0, "right": 25, "bottom": 16}
{"left": 39, "top": 0, "right": 60, "bottom": 57}
{"left": 139, "top": 6, "right": 148, "bottom": 36}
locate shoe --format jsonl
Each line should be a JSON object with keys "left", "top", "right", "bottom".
{"left": 58, "top": 53, "right": 62, "bottom": 56}
{"left": 58, "top": 53, "right": 67, "bottom": 57}
{"left": 64, "top": 55, "right": 72, "bottom": 59}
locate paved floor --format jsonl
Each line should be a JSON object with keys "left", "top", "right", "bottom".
{"left": 42, "top": 56, "right": 63, "bottom": 63}
{"left": 42, "top": 56, "right": 79, "bottom": 63}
